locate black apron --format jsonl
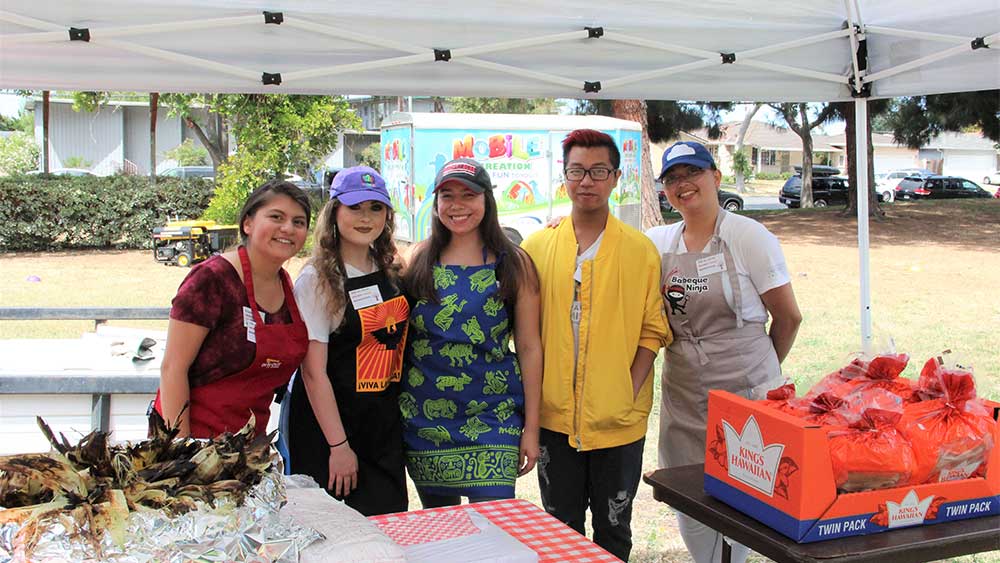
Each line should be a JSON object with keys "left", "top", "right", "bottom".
{"left": 287, "top": 269, "right": 410, "bottom": 516}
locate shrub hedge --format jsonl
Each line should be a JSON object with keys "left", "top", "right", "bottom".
{"left": 0, "top": 175, "right": 213, "bottom": 251}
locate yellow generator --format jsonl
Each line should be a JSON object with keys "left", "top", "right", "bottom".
{"left": 152, "top": 220, "right": 239, "bottom": 267}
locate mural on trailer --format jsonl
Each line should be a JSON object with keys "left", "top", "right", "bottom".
{"left": 383, "top": 127, "right": 642, "bottom": 241}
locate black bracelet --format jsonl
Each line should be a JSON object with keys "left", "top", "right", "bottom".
{"left": 329, "top": 438, "right": 348, "bottom": 448}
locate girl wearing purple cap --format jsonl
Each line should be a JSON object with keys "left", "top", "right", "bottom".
{"left": 401, "top": 158, "right": 543, "bottom": 507}
{"left": 284, "top": 166, "right": 410, "bottom": 516}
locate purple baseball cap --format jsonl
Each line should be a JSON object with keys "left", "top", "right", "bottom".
{"left": 329, "top": 166, "right": 393, "bottom": 208}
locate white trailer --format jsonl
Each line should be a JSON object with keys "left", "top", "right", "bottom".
{"left": 380, "top": 112, "right": 643, "bottom": 243}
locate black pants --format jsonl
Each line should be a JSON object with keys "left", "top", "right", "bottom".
{"left": 537, "top": 428, "right": 645, "bottom": 562}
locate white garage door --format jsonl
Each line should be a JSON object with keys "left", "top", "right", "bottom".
{"left": 943, "top": 153, "right": 996, "bottom": 181}
{"left": 874, "top": 155, "right": 916, "bottom": 173}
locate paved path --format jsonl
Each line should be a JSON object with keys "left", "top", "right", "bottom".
{"left": 742, "top": 196, "right": 784, "bottom": 210}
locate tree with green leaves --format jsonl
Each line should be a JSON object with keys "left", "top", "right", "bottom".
{"left": 164, "top": 139, "right": 209, "bottom": 166}
{"left": 197, "top": 94, "right": 361, "bottom": 223}
{"left": 67, "top": 91, "right": 360, "bottom": 222}
{"left": 882, "top": 90, "right": 1000, "bottom": 146}
{"left": 0, "top": 132, "right": 38, "bottom": 175}
{"left": 448, "top": 97, "right": 561, "bottom": 114}
{"left": 769, "top": 103, "right": 838, "bottom": 208}
{"left": 0, "top": 110, "right": 33, "bottom": 135}
{"left": 577, "top": 99, "right": 732, "bottom": 228}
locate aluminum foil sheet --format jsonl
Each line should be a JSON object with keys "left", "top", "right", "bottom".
{"left": 0, "top": 459, "right": 323, "bottom": 563}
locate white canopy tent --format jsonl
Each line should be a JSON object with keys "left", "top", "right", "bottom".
{"left": 1, "top": 0, "right": 998, "bottom": 349}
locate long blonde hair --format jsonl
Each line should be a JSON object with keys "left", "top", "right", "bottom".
{"left": 311, "top": 198, "right": 401, "bottom": 323}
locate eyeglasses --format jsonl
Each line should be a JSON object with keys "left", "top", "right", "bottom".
{"left": 564, "top": 167, "right": 615, "bottom": 182}
{"left": 661, "top": 167, "right": 707, "bottom": 188}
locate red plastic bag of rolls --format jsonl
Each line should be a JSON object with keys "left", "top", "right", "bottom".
{"left": 756, "top": 352, "right": 996, "bottom": 493}
{"left": 828, "top": 407, "right": 916, "bottom": 492}
{"left": 901, "top": 358, "right": 995, "bottom": 484}
{"left": 807, "top": 353, "right": 914, "bottom": 403}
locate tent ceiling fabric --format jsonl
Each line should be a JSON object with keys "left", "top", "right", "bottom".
{"left": 0, "top": 1, "right": 997, "bottom": 101}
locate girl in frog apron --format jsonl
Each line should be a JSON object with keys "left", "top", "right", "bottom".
{"left": 284, "top": 167, "right": 410, "bottom": 516}
{"left": 400, "top": 158, "right": 543, "bottom": 508}
{"left": 647, "top": 142, "right": 802, "bottom": 563}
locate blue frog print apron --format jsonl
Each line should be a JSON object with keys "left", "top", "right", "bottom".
{"left": 401, "top": 254, "right": 524, "bottom": 499}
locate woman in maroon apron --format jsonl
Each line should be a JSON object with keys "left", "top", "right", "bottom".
{"left": 647, "top": 142, "right": 802, "bottom": 563}
{"left": 284, "top": 167, "right": 410, "bottom": 516}
{"left": 153, "top": 180, "right": 310, "bottom": 438}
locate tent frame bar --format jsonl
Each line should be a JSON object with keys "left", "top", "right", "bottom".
{"left": 863, "top": 33, "right": 997, "bottom": 85}
{"left": 1, "top": 9, "right": 995, "bottom": 95}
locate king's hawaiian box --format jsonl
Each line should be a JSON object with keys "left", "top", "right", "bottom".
{"left": 703, "top": 390, "right": 1000, "bottom": 542}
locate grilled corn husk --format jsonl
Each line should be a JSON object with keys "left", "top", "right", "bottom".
{"left": 0, "top": 410, "right": 276, "bottom": 557}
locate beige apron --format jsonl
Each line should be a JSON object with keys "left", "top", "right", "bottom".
{"left": 658, "top": 210, "right": 782, "bottom": 469}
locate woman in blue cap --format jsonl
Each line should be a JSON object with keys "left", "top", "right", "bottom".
{"left": 285, "top": 166, "right": 410, "bottom": 515}
{"left": 647, "top": 142, "right": 802, "bottom": 563}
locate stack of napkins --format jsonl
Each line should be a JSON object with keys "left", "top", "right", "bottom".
{"left": 282, "top": 487, "right": 406, "bottom": 563}
{"left": 375, "top": 508, "right": 538, "bottom": 563}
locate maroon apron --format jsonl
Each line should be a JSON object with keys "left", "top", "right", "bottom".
{"left": 155, "top": 246, "right": 308, "bottom": 438}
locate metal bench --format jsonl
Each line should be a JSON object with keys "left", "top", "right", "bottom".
{"left": 0, "top": 307, "right": 170, "bottom": 432}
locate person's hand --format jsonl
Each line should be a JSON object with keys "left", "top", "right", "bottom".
{"left": 517, "top": 427, "right": 540, "bottom": 477}
{"left": 328, "top": 444, "right": 358, "bottom": 497}
{"left": 545, "top": 216, "right": 566, "bottom": 229}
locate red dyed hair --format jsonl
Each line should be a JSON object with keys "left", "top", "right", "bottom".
{"left": 561, "top": 129, "right": 621, "bottom": 170}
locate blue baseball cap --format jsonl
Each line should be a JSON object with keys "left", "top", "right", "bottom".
{"left": 659, "top": 141, "right": 716, "bottom": 178}
{"left": 329, "top": 166, "right": 393, "bottom": 208}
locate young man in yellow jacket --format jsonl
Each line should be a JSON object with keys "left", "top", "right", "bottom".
{"left": 521, "top": 129, "right": 671, "bottom": 561}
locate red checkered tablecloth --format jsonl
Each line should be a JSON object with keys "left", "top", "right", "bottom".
{"left": 370, "top": 498, "right": 621, "bottom": 562}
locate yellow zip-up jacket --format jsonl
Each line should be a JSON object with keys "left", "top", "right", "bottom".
{"left": 522, "top": 214, "right": 671, "bottom": 451}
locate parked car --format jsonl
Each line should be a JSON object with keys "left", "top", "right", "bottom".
{"left": 982, "top": 170, "right": 1000, "bottom": 185}
{"left": 876, "top": 168, "right": 934, "bottom": 202}
{"left": 159, "top": 166, "right": 215, "bottom": 181}
{"left": 779, "top": 175, "right": 851, "bottom": 208}
{"left": 26, "top": 168, "right": 95, "bottom": 177}
{"left": 893, "top": 176, "right": 993, "bottom": 201}
{"left": 780, "top": 170, "right": 891, "bottom": 208}
{"left": 657, "top": 181, "right": 744, "bottom": 212}
{"left": 792, "top": 164, "right": 841, "bottom": 177}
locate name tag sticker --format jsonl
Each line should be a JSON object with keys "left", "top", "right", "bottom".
{"left": 696, "top": 253, "right": 727, "bottom": 277}
{"left": 349, "top": 285, "right": 384, "bottom": 310}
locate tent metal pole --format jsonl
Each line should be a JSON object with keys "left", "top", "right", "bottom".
{"left": 736, "top": 60, "right": 849, "bottom": 84}
{"left": 284, "top": 53, "right": 435, "bottom": 81}
{"left": 602, "top": 58, "right": 720, "bottom": 89}
{"left": 864, "top": 26, "right": 977, "bottom": 43}
{"left": 92, "top": 16, "right": 262, "bottom": 38}
{"left": 449, "top": 30, "right": 590, "bottom": 58}
{"left": 855, "top": 98, "right": 873, "bottom": 353}
{"left": 843, "top": 0, "right": 862, "bottom": 93}
{"left": 737, "top": 29, "right": 851, "bottom": 59}
{"left": 98, "top": 39, "right": 261, "bottom": 81}
{"left": 452, "top": 58, "right": 583, "bottom": 89}
{"left": 863, "top": 40, "right": 992, "bottom": 84}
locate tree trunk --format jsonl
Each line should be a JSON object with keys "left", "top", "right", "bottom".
{"left": 149, "top": 92, "right": 159, "bottom": 181}
{"left": 843, "top": 102, "right": 884, "bottom": 218}
{"left": 612, "top": 99, "right": 662, "bottom": 229}
{"left": 735, "top": 103, "right": 762, "bottom": 193}
{"left": 797, "top": 104, "right": 814, "bottom": 208}
{"left": 42, "top": 91, "right": 50, "bottom": 173}
{"left": 186, "top": 115, "right": 227, "bottom": 172}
